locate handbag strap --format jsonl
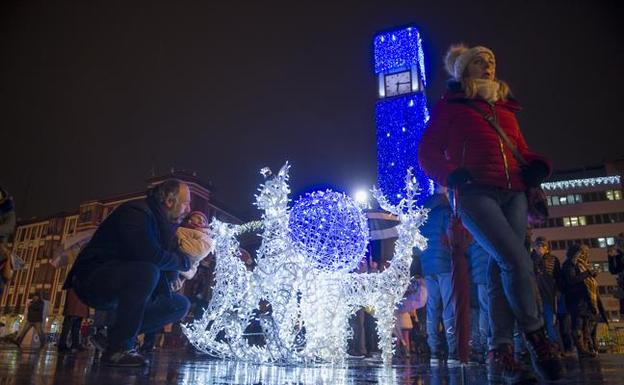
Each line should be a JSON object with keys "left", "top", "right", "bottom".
{"left": 464, "top": 101, "right": 528, "bottom": 167}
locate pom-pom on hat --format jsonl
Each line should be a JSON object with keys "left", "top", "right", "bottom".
{"left": 445, "top": 44, "right": 495, "bottom": 81}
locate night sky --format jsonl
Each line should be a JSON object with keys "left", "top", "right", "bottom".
{"left": 1, "top": 1, "right": 622, "bottom": 221}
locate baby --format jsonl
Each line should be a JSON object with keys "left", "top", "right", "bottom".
{"left": 171, "top": 211, "right": 214, "bottom": 291}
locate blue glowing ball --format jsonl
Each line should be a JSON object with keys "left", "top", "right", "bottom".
{"left": 288, "top": 190, "right": 369, "bottom": 272}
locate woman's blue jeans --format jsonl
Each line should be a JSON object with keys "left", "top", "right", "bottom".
{"left": 457, "top": 185, "right": 543, "bottom": 348}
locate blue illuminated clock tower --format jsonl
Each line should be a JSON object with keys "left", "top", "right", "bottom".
{"left": 374, "top": 26, "right": 433, "bottom": 204}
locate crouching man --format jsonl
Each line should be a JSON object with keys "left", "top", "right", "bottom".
{"left": 64, "top": 180, "right": 197, "bottom": 366}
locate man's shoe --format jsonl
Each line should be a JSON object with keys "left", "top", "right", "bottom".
{"left": 524, "top": 328, "right": 564, "bottom": 382}
{"left": 102, "top": 349, "right": 150, "bottom": 367}
{"left": 487, "top": 344, "right": 537, "bottom": 384}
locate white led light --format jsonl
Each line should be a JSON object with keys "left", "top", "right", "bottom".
{"left": 541, "top": 175, "right": 621, "bottom": 191}
{"left": 182, "top": 164, "right": 428, "bottom": 365}
{"left": 354, "top": 190, "right": 369, "bottom": 206}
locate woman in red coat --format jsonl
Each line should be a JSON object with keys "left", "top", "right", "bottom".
{"left": 418, "top": 44, "right": 562, "bottom": 383}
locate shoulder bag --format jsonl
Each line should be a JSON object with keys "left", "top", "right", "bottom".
{"left": 464, "top": 102, "right": 549, "bottom": 226}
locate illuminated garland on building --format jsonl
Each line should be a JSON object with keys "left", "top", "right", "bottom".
{"left": 541, "top": 175, "right": 621, "bottom": 191}
{"left": 182, "top": 164, "right": 428, "bottom": 365}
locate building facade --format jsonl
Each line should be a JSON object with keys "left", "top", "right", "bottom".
{"left": 0, "top": 213, "right": 79, "bottom": 335}
{"left": 0, "top": 171, "right": 240, "bottom": 336}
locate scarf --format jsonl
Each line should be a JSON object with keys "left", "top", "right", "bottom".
{"left": 473, "top": 79, "right": 500, "bottom": 103}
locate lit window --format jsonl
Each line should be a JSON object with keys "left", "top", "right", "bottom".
{"left": 607, "top": 237, "right": 615, "bottom": 246}
{"left": 575, "top": 194, "right": 582, "bottom": 203}
{"left": 570, "top": 217, "right": 579, "bottom": 227}
{"left": 579, "top": 216, "right": 586, "bottom": 226}
{"left": 598, "top": 238, "right": 607, "bottom": 248}
{"left": 615, "top": 190, "right": 622, "bottom": 200}
{"left": 559, "top": 196, "right": 567, "bottom": 205}
{"left": 606, "top": 190, "right": 614, "bottom": 200}
{"left": 551, "top": 196, "right": 559, "bottom": 205}
{"left": 546, "top": 196, "right": 553, "bottom": 206}
{"left": 563, "top": 217, "right": 571, "bottom": 227}
{"left": 567, "top": 194, "right": 575, "bottom": 204}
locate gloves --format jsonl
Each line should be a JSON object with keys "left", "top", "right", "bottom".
{"left": 521, "top": 160, "right": 549, "bottom": 188}
{"left": 447, "top": 168, "right": 472, "bottom": 188}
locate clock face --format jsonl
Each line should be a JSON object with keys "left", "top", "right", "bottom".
{"left": 384, "top": 71, "right": 412, "bottom": 97}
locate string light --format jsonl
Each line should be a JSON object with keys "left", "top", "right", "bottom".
{"left": 376, "top": 94, "right": 431, "bottom": 205}
{"left": 289, "top": 190, "right": 369, "bottom": 272}
{"left": 374, "top": 25, "right": 432, "bottom": 205}
{"left": 373, "top": 26, "right": 426, "bottom": 85}
{"left": 541, "top": 175, "right": 621, "bottom": 191}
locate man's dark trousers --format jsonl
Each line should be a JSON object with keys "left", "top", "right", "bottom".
{"left": 75, "top": 261, "right": 190, "bottom": 351}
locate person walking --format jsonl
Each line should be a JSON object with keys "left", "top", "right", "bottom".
{"left": 416, "top": 187, "right": 458, "bottom": 364}
{"left": 419, "top": 43, "right": 562, "bottom": 383}
{"left": 14, "top": 293, "right": 48, "bottom": 348}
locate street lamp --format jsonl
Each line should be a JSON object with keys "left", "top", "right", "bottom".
{"left": 354, "top": 190, "right": 370, "bottom": 209}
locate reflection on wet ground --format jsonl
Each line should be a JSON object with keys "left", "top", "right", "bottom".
{"left": 0, "top": 344, "right": 621, "bottom": 385}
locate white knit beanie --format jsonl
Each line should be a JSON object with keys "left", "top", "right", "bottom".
{"left": 444, "top": 44, "right": 495, "bottom": 81}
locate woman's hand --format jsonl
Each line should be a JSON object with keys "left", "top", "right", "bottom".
{"left": 521, "top": 160, "right": 549, "bottom": 187}
{"left": 447, "top": 168, "right": 472, "bottom": 188}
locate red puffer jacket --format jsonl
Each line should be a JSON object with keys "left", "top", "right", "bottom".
{"left": 418, "top": 89, "right": 549, "bottom": 192}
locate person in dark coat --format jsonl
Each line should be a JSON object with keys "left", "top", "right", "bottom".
{"left": 14, "top": 293, "right": 47, "bottom": 348}
{"left": 57, "top": 289, "right": 90, "bottom": 352}
{"left": 418, "top": 43, "right": 561, "bottom": 383}
{"left": 64, "top": 179, "right": 196, "bottom": 367}
{"left": 416, "top": 188, "right": 458, "bottom": 363}
{"left": 0, "top": 187, "right": 16, "bottom": 295}
{"left": 531, "top": 237, "right": 563, "bottom": 347}
{"left": 562, "top": 244, "right": 598, "bottom": 359}
{"left": 607, "top": 244, "right": 624, "bottom": 315}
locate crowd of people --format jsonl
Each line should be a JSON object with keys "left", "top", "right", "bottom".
{"left": 0, "top": 42, "right": 623, "bottom": 385}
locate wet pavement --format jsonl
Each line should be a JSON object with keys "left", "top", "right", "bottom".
{"left": 0, "top": 344, "right": 621, "bottom": 385}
